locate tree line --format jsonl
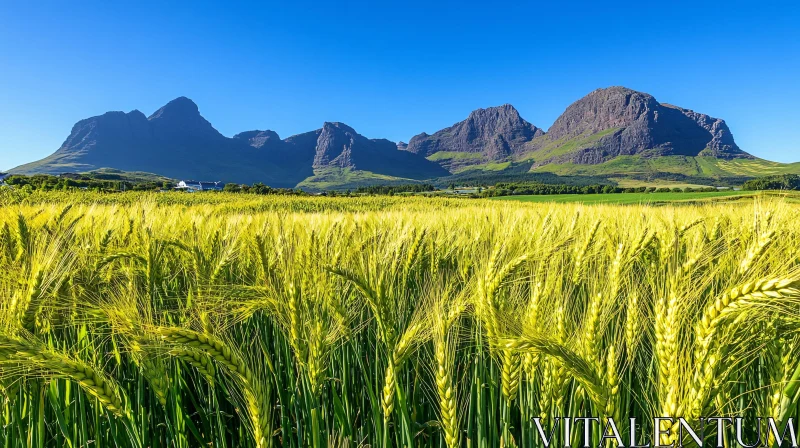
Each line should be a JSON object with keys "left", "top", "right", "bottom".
{"left": 1, "top": 175, "right": 307, "bottom": 196}
{"left": 353, "top": 184, "right": 436, "bottom": 195}
{"left": 2, "top": 174, "right": 168, "bottom": 192}
{"left": 222, "top": 183, "right": 306, "bottom": 195}
{"left": 742, "top": 174, "right": 800, "bottom": 191}
{"left": 484, "top": 181, "right": 718, "bottom": 197}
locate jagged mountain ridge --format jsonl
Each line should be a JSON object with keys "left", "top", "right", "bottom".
{"left": 233, "top": 123, "right": 448, "bottom": 181}
{"left": 10, "top": 87, "right": 765, "bottom": 188}
{"left": 12, "top": 97, "right": 446, "bottom": 186}
{"left": 12, "top": 97, "right": 282, "bottom": 184}
{"left": 411, "top": 87, "right": 751, "bottom": 173}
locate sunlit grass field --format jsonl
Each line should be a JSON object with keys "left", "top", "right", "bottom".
{"left": 1, "top": 191, "right": 799, "bottom": 447}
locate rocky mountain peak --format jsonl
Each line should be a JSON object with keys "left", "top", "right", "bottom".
{"left": 147, "top": 96, "right": 200, "bottom": 120}
{"left": 147, "top": 97, "right": 221, "bottom": 140}
{"left": 321, "top": 122, "right": 357, "bottom": 135}
{"left": 314, "top": 122, "right": 360, "bottom": 168}
{"left": 545, "top": 87, "right": 659, "bottom": 141}
{"left": 526, "top": 86, "right": 750, "bottom": 164}
{"left": 55, "top": 109, "right": 152, "bottom": 161}
{"left": 406, "top": 103, "right": 543, "bottom": 168}
{"left": 233, "top": 130, "right": 282, "bottom": 149}
{"left": 467, "top": 103, "right": 521, "bottom": 122}
{"left": 128, "top": 109, "right": 148, "bottom": 121}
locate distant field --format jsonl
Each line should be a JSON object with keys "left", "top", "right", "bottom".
{"left": 490, "top": 190, "right": 755, "bottom": 204}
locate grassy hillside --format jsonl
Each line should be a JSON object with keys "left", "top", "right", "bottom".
{"left": 528, "top": 155, "right": 800, "bottom": 186}
{"left": 714, "top": 158, "right": 800, "bottom": 176}
{"left": 451, "top": 161, "right": 511, "bottom": 173}
{"left": 519, "top": 128, "right": 620, "bottom": 161}
{"left": 10, "top": 151, "right": 96, "bottom": 175}
{"left": 83, "top": 168, "right": 175, "bottom": 183}
{"left": 434, "top": 161, "right": 613, "bottom": 187}
{"left": 426, "top": 151, "right": 483, "bottom": 162}
{"left": 296, "top": 167, "right": 423, "bottom": 191}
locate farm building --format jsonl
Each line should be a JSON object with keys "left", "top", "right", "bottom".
{"left": 176, "top": 180, "right": 224, "bottom": 192}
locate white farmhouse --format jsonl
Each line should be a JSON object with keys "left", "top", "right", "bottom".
{"left": 176, "top": 180, "right": 224, "bottom": 192}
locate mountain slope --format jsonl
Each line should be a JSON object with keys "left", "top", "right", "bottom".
{"left": 406, "top": 104, "right": 544, "bottom": 171}
{"left": 531, "top": 154, "right": 800, "bottom": 186}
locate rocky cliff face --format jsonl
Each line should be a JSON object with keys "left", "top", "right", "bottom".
{"left": 313, "top": 122, "right": 360, "bottom": 168}
{"left": 406, "top": 104, "right": 544, "bottom": 169}
{"left": 232, "top": 129, "right": 316, "bottom": 184}
{"left": 661, "top": 103, "right": 741, "bottom": 158}
{"left": 233, "top": 129, "right": 282, "bottom": 149}
{"left": 234, "top": 122, "right": 448, "bottom": 179}
{"left": 524, "top": 87, "right": 750, "bottom": 165}
{"left": 284, "top": 122, "right": 449, "bottom": 179}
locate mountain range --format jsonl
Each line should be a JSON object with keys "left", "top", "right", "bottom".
{"left": 11, "top": 87, "right": 799, "bottom": 189}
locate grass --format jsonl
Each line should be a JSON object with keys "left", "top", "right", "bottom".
{"left": 491, "top": 190, "right": 754, "bottom": 204}
{"left": 453, "top": 160, "right": 511, "bottom": 173}
{"left": 296, "top": 167, "right": 416, "bottom": 191}
{"left": 532, "top": 155, "right": 697, "bottom": 177}
{"left": 7, "top": 150, "right": 107, "bottom": 175}
{"left": 519, "top": 128, "right": 620, "bottom": 162}
{"left": 426, "top": 151, "right": 484, "bottom": 161}
{"left": 714, "top": 157, "right": 800, "bottom": 176}
{"left": 83, "top": 168, "right": 175, "bottom": 183}
{"left": 1, "top": 191, "right": 799, "bottom": 447}
{"left": 532, "top": 155, "right": 800, "bottom": 183}
{"left": 612, "top": 177, "right": 713, "bottom": 189}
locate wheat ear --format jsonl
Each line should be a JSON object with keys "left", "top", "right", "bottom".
{"left": 503, "top": 335, "right": 611, "bottom": 414}
{"left": 689, "top": 278, "right": 800, "bottom": 419}
{"left": 154, "top": 327, "right": 271, "bottom": 447}
{"left": 433, "top": 319, "right": 459, "bottom": 448}
{"left": 500, "top": 348, "right": 521, "bottom": 402}
{"left": 0, "top": 335, "right": 127, "bottom": 417}
{"left": 382, "top": 321, "right": 422, "bottom": 422}
{"left": 695, "top": 278, "right": 799, "bottom": 361}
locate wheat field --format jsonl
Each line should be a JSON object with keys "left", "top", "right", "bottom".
{"left": 0, "top": 192, "right": 799, "bottom": 447}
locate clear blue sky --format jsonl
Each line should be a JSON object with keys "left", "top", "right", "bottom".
{"left": 1, "top": 0, "right": 799, "bottom": 170}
